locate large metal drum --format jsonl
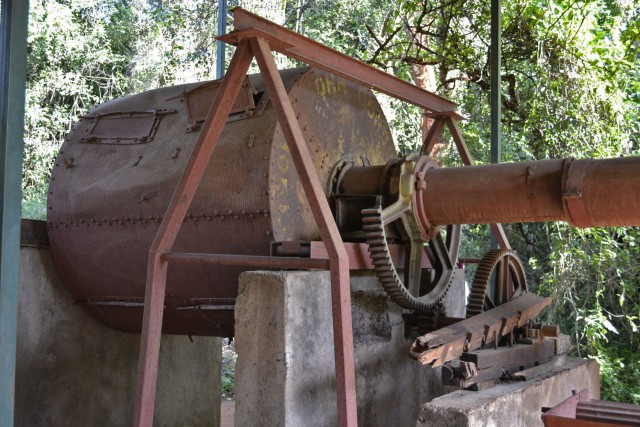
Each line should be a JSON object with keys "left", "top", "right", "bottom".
{"left": 47, "top": 67, "right": 396, "bottom": 336}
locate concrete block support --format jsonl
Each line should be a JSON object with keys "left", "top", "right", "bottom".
{"left": 15, "top": 246, "right": 221, "bottom": 427}
{"left": 418, "top": 356, "right": 600, "bottom": 427}
{"left": 234, "top": 270, "right": 455, "bottom": 427}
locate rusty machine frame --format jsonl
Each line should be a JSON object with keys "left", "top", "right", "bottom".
{"left": 133, "top": 8, "right": 512, "bottom": 427}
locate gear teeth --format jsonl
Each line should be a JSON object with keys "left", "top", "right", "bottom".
{"left": 362, "top": 206, "right": 430, "bottom": 311}
{"left": 361, "top": 198, "right": 462, "bottom": 315}
{"left": 466, "top": 249, "right": 527, "bottom": 318}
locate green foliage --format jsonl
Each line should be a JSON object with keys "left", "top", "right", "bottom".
{"left": 365, "top": 0, "right": 640, "bottom": 401}
{"left": 536, "top": 225, "right": 640, "bottom": 401}
{"left": 221, "top": 341, "right": 237, "bottom": 398}
{"left": 23, "top": 0, "right": 220, "bottom": 219}
{"left": 25, "top": 0, "right": 137, "bottom": 218}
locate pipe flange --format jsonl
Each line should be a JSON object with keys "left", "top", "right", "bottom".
{"left": 327, "top": 159, "right": 354, "bottom": 197}
{"left": 412, "top": 156, "right": 441, "bottom": 239}
{"left": 561, "top": 158, "right": 591, "bottom": 228}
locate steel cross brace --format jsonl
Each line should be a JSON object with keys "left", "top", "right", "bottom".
{"left": 134, "top": 8, "right": 512, "bottom": 427}
{"left": 134, "top": 39, "right": 357, "bottom": 427}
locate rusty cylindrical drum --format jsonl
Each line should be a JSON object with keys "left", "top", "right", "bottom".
{"left": 47, "top": 68, "right": 396, "bottom": 337}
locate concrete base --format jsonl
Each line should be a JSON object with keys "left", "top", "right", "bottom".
{"left": 234, "top": 270, "right": 461, "bottom": 427}
{"left": 15, "top": 246, "right": 221, "bottom": 427}
{"left": 418, "top": 356, "right": 600, "bottom": 427}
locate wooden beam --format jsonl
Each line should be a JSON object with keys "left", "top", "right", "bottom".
{"left": 410, "top": 293, "right": 551, "bottom": 367}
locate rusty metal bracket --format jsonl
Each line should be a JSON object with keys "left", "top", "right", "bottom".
{"left": 250, "top": 35, "right": 357, "bottom": 427}
{"left": 134, "top": 30, "right": 359, "bottom": 427}
{"left": 420, "top": 115, "right": 447, "bottom": 156}
{"left": 562, "top": 158, "right": 591, "bottom": 228}
{"left": 133, "top": 41, "right": 256, "bottom": 427}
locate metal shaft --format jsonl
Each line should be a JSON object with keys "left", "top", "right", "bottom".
{"left": 419, "top": 156, "right": 640, "bottom": 228}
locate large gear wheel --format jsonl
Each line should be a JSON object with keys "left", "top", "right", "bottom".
{"left": 362, "top": 204, "right": 461, "bottom": 311}
{"left": 466, "top": 249, "right": 527, "bottom": 318}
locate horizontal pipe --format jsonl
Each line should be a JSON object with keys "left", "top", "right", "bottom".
{"left": 419, "top": 156, "right": 640, "bottom": 228}
{"left": 162, "top": 252, "right": 330, "bottom": 270}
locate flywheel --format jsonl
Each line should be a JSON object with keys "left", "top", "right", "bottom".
{"left": 466, "top": 249, "right": 527, "bottom": 318}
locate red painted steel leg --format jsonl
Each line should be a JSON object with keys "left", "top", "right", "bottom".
{"left": 133, "top": 42, "right": 255, "bottom": 427}
{"left": 133, "top": 256, "right": 168, "bottom": 426}
{"left": 251, "top": 37, "right": 358, "bottom": 427}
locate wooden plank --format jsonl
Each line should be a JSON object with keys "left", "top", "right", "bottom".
{"left": 461, "top": 340, "right": 556, "bottom": 370}
{"left": 444, "top": 340, "right": 557, "bottom": 387}
{"left": 410, "top": 293, "right": 552, "bottom": 367}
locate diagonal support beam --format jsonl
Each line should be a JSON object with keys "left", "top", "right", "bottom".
{"left": 221, "top": 8, "right": 463, "bottom": 120}
{"left": 133, "top": 41, "right": 254, "bottom": 427}
{"left": 251, "top": 36, "right": 358, "bottom": 427}
{"left": 420, "top": 115, "right": 446, "bottom": 156}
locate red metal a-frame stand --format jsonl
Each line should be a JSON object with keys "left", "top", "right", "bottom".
{"left": 132, "top": 8, "right": 509, "bottom": 427}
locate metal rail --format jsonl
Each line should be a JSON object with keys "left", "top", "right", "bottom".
{"left": 162, "top": 252, "right": 331, "bottom": 270}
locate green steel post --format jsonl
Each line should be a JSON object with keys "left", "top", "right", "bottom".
{"left": 489, "top": 0, "right": 502, "bottom": 292}
{"left": 0, "top": 0, "right": 29, "bottom": 425}
{"left": 216, "top": 0, "right": 228, "bottom": 79}
{"left": 490, "top": 0, "right": 501, "bottom": 166}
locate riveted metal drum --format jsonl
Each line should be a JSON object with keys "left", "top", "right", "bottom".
{"left": 47, "top": 67, "right": 396, "bottom": 337}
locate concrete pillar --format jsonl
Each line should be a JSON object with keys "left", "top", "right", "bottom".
{"left": 234, "top": 270, "right": 456, "bottom": 427}
{"left": 15, "top": 243, "right": 221, "bottom": 426}
{"left": 418, "top": 356, "right": 600, "bottom": 427}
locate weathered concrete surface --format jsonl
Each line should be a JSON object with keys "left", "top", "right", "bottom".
{"left": 234, "top": 270, "right": 457, "bottom": 427}
{"left": 418, "top": 356, "right": 600, "bottom": 427}
{"left": 15, "top": 246, "right": 221, "bottom": 427}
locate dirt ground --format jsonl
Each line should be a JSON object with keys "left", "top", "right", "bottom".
{"left": 221, "top": 400, "right": 235, "bottom": 426}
